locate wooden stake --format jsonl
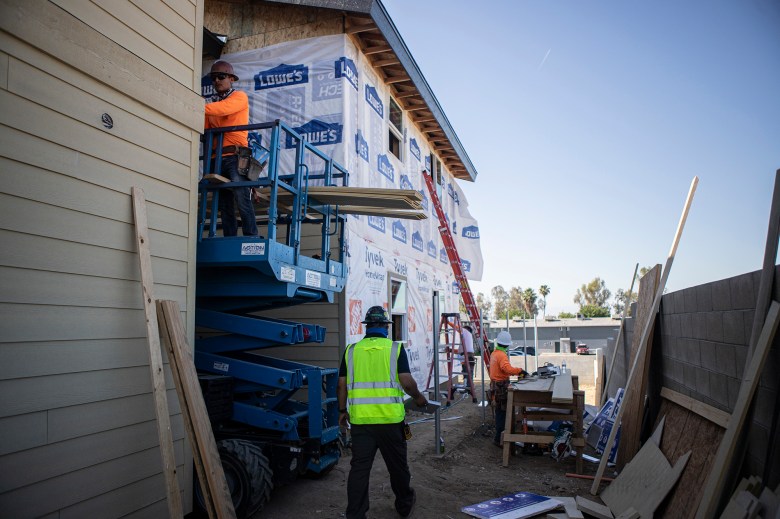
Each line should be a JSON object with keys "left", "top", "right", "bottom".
{"left": 157, "top": 300, "right": 237, "bottom": 519}
{"left": 590, "top": 177, "right": 699, "bottom": 494}
{"left": 600, "top": 263, "right": 639, "bottom": 407}
{"left": 131, "top": 187, "right": 183, "bottom": 518}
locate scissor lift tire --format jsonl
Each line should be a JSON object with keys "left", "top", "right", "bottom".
{"left": 195, "top": 439, "right": 273, "bottom": 518}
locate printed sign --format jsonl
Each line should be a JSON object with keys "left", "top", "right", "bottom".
{"left": 355, "top": 131, "right": 369, "bottom": 162}
{"left": 365, "top": 84, "right": 383, "bottom": 117}
{"left": 392, "top": 220, "right": 407, "bottom": 244}
{"left": 462, "top": 225, "right": 480, "bottom": 239}
{"left": 349, "top": 299, "right": 363, "bottom": 335}
{"left": 305, "top": 270, "right": 322, "bottom": 288}
{"left": 280, "top": 265, "right": 296, "bottom": 282}
{"left": 377, "top": 154, "right": 394, "bottom": 181}
{"left": 409, "top": 138, "right": 421, "bottom": 160}
{"left": 368, "top": 215, "right": 386, "bottom": 233}
{"left": 287, "top": 118, "right": 343, "bottom": 148}
{"left": 254, "top": 63, "right": 309, "bottom": 90}
{"left": 313, "top": 60, "right": 341, "bottom": 101}
{"left": 412, "top": 231, "right": 424, "bottom": 252}
{"left": 241, "top": 243, "right": 266, "bottom": 255}
{"left": 335, "top": 57, "right": 359, "bottom": 90}
{"left": 427, "top": 240, "right": 437, "bottom": 258}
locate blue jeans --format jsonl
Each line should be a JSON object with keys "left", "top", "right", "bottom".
{"left": 216, "top": 155, "right": 257, "bottom": 237}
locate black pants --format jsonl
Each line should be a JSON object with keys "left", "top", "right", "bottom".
{"left": 346, "top": 422, "right": 415, "bottom": 519}
{"left": 494, "top": 407, "right": 507, "bottom": 444}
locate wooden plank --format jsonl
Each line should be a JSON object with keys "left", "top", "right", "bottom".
{"left": 576, "top": 496, "right": 613, "bottom": 519}
{"left": 157, "top": 300, "right": 237, "bottom": 519}
{"left": 512, "top": 377, "right": 554, "bottom": 392}
{"left": 333, "top": 206, "right": 427, "bottom": 220}
{"left": 660, "top": 386, "right": 730, "bottom": 428}
{"left": 203, "top": 174, "right": 230, "bottom": 184}
{"left": 551, "top": 373, "right": 574, "bottom": 403}
{"left": 695, "top": 300, "right": 780, "bottom": 519}
{"left": 601, "top": 263, "right": 638, "bottom": 406}
{"left": 131, "top": 187, "right": 183, "bottom": 518}
{"left": 617, "top": 263, "right": 661, "bottom": 466}
{"left": 261, "top": 186, "right": 423, "bottom": 210}
{"left": 592, "top": 177, "right": 699, "bottom": 494}
{"left": 547, "top": 496, "right": 584, "bottom": 518}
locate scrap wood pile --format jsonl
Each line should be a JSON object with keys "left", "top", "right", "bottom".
{"left": 514, "top": 173, "right": 780, "bottom": 519}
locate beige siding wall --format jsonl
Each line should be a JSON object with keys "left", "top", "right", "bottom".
{"left": 205, "top": 0, "right": 343, "bottom": 53}
{"left": 0, "top": 0, "right": 203, "bottom": 516}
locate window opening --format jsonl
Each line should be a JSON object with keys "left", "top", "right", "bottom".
{"left": 389, "top": 97, "right": 404, "bottom": 160}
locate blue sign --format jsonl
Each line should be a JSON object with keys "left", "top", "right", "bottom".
{"left": 392, "top": 220, "right": 407, "bottom": 244}
{"left": 447, "top": 182, "right": 460, "bottom": 204}
{"left": 410, "top": 138, "right": 421, "bottom": 160}
{"left": 412, "top": 231, "right": 424, "bottom": 252}
{"left": 461, "top": 492, "right": 559, "bottom": 519}
{"left": 461, "top": 259, "right": 471, "bottom": 272}
{"left": 377, "top": 154, "right": 394, "bottom": 181}
{"left": 286, "top": 119, "right": 343, "bottom": 148}
{"left": 452, "top": 281, "right": 460, "bottom": 294}
{"left": 365, "top": 85, "right": 383, "bottom": 117}
{"left": 368, "top": 216, "right": 386, "bottom": 233}
{"left": 336, "top": 57, "right": 359, "bottom": 90}
{"left": 462, "top": 225, "right": 480, "bottom": 239}
{"left": 355, "top": 131, "right": 369, "bottom": 162}
{"left": 440, "top": 247, "right": 448, "bottom": 263}
{"left": 254, "top": 63, "right": 309, "bottom": 90}
{"left": 425, "top": 155, "right": 431, "bottom": 172}
{"left": 201, "top": 75, "right": 215, "bottom": 98}
{"left": 427, "top": 240, "right": 437, "bottom": 258}
{"left": 400, "top": 174, "right": 414, "bottom": 191}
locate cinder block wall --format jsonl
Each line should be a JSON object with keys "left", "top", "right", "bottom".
{"left": 652, "top": 267, "right": 779, "bottom": 486}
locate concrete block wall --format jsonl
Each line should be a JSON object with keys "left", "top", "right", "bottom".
{"left": 655, "top": 267, "right": 780, "bottom": 486}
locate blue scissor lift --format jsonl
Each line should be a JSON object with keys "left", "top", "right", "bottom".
{"left": 195, "top": 120, "right": 348, "bottom": 517}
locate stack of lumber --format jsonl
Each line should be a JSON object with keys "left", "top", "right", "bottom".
{"left": 255, "top": 186, "right": 427, "bottom": 220}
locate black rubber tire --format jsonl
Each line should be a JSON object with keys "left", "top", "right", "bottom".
{"left": 194, "top": 439, "right": 273, "bottom": 519}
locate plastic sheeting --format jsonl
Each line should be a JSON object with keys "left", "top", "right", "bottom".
{"left": 204, "top": 34, "right": 483, "bottom": 388}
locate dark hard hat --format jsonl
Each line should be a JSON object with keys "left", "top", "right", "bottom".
{"left": 210, "top": 60, "right": 239, "bottom": 81}
{"left": 362, "top": 305, "right": 392, "bottom": 324}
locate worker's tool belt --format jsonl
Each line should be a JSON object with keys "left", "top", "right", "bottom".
{"left": 221, "top": 145, "right": 240, "bottom": 155}
{"left": 235, "top": 146, "right": 262, "bottom": 181}
{"left": 490, "top": 380, "right": 510, "bottom": 411}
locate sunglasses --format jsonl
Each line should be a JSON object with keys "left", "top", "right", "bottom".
{"left": 210, "top": 73, "right": 231, "bottom": 81}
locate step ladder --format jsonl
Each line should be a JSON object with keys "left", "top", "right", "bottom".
{"left": 426, "top": 313, "right": 476, "bottom": 405}
{"left": 421, "top": 171, "right": 491, "bottom": 369}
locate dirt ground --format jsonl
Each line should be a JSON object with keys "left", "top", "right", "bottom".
{"left": 254, "top": 381, "right": 607, "bottom": 519}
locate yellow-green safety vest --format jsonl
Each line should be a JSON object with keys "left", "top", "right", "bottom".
{"left": 345, "top": 337, "right": 405, "bottom": 424}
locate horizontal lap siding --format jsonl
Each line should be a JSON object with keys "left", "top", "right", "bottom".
{"left": 0, "top": 0, "right": 202, "bottom": 516}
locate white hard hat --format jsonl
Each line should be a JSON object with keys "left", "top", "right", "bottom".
{"left": 496, "top": 331, "right": 512, "bottom": 346}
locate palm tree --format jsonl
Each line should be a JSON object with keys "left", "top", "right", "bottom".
{"left": 538, "top": 285, "right": 550, "bottom": 317}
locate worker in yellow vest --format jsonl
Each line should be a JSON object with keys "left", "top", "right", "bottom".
{"left": 338, "top": 305, "right": 428, "bottom": 519}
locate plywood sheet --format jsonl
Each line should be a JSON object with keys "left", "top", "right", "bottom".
{"left": 602, "top": 434, "right": 691, "bottom": 518}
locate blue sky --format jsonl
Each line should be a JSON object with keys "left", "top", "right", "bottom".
{"left": 383, "top": 0, "right": 780, "bottom": 316}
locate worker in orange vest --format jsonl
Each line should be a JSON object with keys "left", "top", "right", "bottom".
{"left": 489, "top": 331, "right": 527, "bottom": 446}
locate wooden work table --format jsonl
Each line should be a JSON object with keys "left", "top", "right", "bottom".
{"left": 501, "top": 374, "right": 586, "bottom": 473}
